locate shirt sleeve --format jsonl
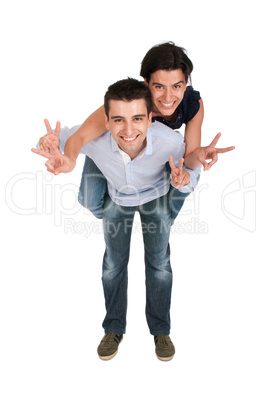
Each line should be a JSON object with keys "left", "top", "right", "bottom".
{"left": 177, "top": 165, "right": 201, "bottom": 193}
{"left": 182, "top": 87, "right": 201, "bottom": 124}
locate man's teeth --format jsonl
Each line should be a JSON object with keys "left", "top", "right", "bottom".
{"left": 123, "top": 136, "right": 137, "bottom": 141}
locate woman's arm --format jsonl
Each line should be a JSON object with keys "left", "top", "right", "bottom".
{"left": 183, "top": 99, "right": 204, "bottom": 169}
{"left": 64, "top": 105, "right": 106, "bottom": 164}
{"left": 183, "top": 99, "right": 235, "bottom": 170}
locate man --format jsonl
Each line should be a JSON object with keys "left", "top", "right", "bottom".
{"left": 38, "top": 43, "right": 234, "bottom": 222}
{"left": 32, "top": 78, "right": 200, "bottom": 361}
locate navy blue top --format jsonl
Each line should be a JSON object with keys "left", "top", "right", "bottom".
{"left": 152, "top": 87, "right": 201, "bottom": 129}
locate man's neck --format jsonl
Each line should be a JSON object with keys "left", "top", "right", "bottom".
{"left": 118, "top": 139, "right": 147, "bottom": 160}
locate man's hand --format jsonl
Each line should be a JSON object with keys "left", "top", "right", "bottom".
{"left": 39, "top": 119, "right": 60, "bottom": 153}
{"left": 195, "top": 133, "right": 235, "bottom": 171}
{"left": 169, "top": 157, "right": 190, "bottom": 189}
{"left": 31, "top": 139, "right": 76, "bottom": 175}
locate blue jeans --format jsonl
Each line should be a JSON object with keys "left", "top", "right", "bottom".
{"left": 102, "top": 191, "right": 173, "bottom": 335}
{"left": 78, "top": 156, "right": 189, "bottom": 222}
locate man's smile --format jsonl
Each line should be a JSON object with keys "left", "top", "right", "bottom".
{"left": 120, "top": 134, "right": 140, "bottom": 142}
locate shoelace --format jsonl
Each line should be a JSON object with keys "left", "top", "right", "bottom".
{"left": 102, "top": 334, "right": 120, "bottom": 346}
{"left": 155, "top": 336, "right": 171, "bottom": 348}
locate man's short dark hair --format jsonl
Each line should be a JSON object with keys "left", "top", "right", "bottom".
{"left": 104, "top": 78, "right": 152, "bottom": 118}
{"left": 140, "top": 42, "right": 193, "bottom": 84}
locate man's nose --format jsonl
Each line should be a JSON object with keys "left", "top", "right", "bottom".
{"left": 163, "top": 88, "right": 174, "bottom": 102}
{"left": 123, "top": 122, "right": 134, "bottom": 136}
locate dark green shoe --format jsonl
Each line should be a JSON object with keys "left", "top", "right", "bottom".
{"left": 154, "top": 335, "right": 175, "bottom": 361}
{"left": 97, "top": 333, "right": 123, "bottom": 360}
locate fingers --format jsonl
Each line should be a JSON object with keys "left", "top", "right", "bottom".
{"left": 206, "top": 153, "right": 218, "bottom": 170}
{"left": 44, "top": 119, "right": 53, "bottom": 136}
{"left": 198, "top": 154, "right": 209, "bottom": 171}
{"left": 170, "top": 156, "right": 187, "bottom": 187}
{"left": 44, "top": 118, "right": 60, "bottom": 138}
{"left": 178, "top": 158, "right": 184, "bottom": 171}
{"left": 208, "top": 133, "right": 235, "bottom": 154}
{"left": 215, "top": 146, "right": 235, "bottom": 154}
{"left": 209, "top": 132, "right": 222, "bottom": 148}
{"left": 31, "top": 147, "right": 50, "bottom": 159}
{"left": 178, "top": 158, "right": 184, "bottom": 176}
{"left": 44, "top": 139, "right": 60, "bottom": 154}
{"left": 45, "top": 160, "right": 55, "bottom": 173}
{"left": 169, "top": 156, "right": 184, "bottom": 172}
{"left": 168, "top": 155, "right": 176, "bottom": 170}
{"left": 53, "top": 120, "right": 61, "bottom": 139}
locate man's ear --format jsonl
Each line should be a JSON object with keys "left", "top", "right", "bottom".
{"left": 105, "top": 114, "right": 110, "bottom": 130}
{"left": 144, "top": 78, "right": 149, "bottom": 87}
{"left": 148, "top": 111, "right": 152, "bottom": 127}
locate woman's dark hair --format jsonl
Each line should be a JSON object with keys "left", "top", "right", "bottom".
{"left": 104, "top": 78, "right": 152, "bottom": 118}
{"left": 140, "top": 42, "right": 193, "bottom": 84}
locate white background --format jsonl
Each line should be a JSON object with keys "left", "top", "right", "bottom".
{"left": 1, "top": 0, "right": 260, "bottom": 401}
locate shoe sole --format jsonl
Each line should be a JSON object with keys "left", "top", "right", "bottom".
{"left": 98, "top": 350, "right": 118, "bottom": 361}
{"left": 156, "top": 353, "right": 174, "bottom": 362}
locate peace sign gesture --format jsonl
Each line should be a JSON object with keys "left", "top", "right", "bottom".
{"left": 169, "top": 157, "right": 190, "bottom": 189}
{"left": 31, "top": 123, "right": 76, "bottom": 175}
{"left": 39, "top": 119, "right": 60, "bottom": 153}
{"left": 195, "top": 133, "right": 235, "bottom": 171}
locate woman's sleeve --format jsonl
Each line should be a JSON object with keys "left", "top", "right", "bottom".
{"left": 183, "top": 88, "right": 201, "bottom": 124}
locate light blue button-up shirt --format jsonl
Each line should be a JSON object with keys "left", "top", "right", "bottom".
{"left": 58, "top": 121, "right": 201, "bottom": 207}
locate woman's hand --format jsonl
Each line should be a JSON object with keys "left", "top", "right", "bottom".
{"left": 31, "top": 139, "right": 76, "bottom": 175}
{"left": 195, "top": 133, "right": 235, "bottom": 171}
{"left": 39, "top": 119, "right": 60, "bottom": 153}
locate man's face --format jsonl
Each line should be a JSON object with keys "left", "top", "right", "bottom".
{"left": 105, "top": 99, "right": 152, "bottom": 160}
{"left": 146, "top": 69, "right": 187, "bottom": 119}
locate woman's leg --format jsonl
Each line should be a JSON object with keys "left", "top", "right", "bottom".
{"left": 78, "top": 156, "right": 107, "bottom": 219}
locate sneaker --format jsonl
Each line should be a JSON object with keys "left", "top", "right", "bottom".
{"left": 154, "top": 335, "right": 175, "bottom": 361}
{"left": 97, "top": 333, "right": 123, "bottom": 360}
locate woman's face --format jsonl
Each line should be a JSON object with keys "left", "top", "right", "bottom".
{"left": 145, "top": 69, "right": 187, "bottom": 119}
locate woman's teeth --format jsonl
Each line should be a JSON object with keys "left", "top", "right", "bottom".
{"left": 160, "top": 101, "right": 175, "bottom": 107}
